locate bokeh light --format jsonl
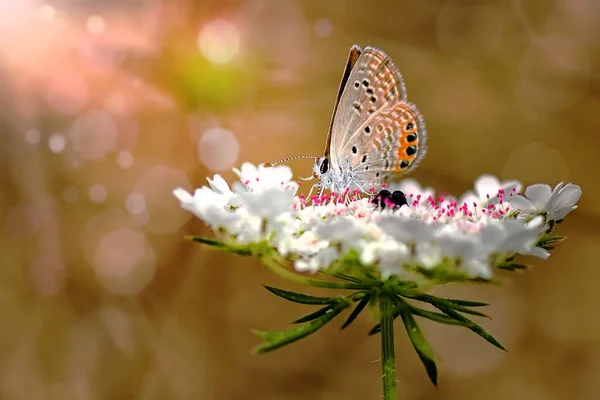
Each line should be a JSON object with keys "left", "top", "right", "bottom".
{"left": 314, "top": 18, "right": 333, "bottom": 37}
{"left": 86, "top": 15, "right": 106, "bottom": 34}
{"left": 197, "top": 127, "right": 240, "bottom": 171}
{"left": 69, "top": 110, "right": 119, "bottom": 161}
{"left": 25, "top": 129, "right": 41, "bottom": 145}
{"left": 88, "top": 184, "right": 107, "bottom": 204}
{"left": 48, "top": 133, "right": 67, "bottom": 154}
{"left": 125, "top": 192, "right": 146, "bottom": 215}
{"left": 116, "top": 150, "right": 135, "bottom": 169}
{"left": 92, "top": 228, "right": 156, "bottom": 295}
{"left": 198, "top": 20, "right": 240, "bottom": 64}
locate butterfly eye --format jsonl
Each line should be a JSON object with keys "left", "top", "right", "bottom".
{"left": 320, "top": 158, "right": 330, "bottom": 174}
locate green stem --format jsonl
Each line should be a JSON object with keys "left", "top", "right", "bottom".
{"left": 380, "top": 294, "right": 397, "bottom": 400}
{"left": 260, "top": 256, "right": 371, "bottom": 290}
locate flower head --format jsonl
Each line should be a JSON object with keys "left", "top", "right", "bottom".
{"left": 175, "top": 163, "right": 581, "bottom": 285}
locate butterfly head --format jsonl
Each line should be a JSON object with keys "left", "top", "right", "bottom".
{"left": 312, "top": 156, "right": 330, "bottom": 180}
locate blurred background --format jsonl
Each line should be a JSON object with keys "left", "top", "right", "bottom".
{"left": 0, "top": 0, "right": 598, "bottom": 399}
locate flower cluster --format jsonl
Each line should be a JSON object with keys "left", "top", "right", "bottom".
{"left": 174, "top": 163, "right": 581, "bottom": 284}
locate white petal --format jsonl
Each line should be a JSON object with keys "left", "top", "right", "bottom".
{"left": 207, "top": 175, "right": 232, "bottom": 195}
{"left": 173, "top": 187, "right": 193, "bottom": 205}
{"left": 548, "top": 183, "right": 582, "bottom": 211}
{"left": 474, "top": 175, "right": 501, "bottom": 199}
{"left": 415, "top": 242, "right": 441, "bottom": 268}
{"left": 360, "top": 243, "right": 378, "bottom": 265}
{"left": 528, "top": 246, "right": 550, "bottom": 260}
{"left": 463, "top": 258, "right": 492, "bottom": 279}
{"left": 509, "top": 195, "right": 536, "bottom": 213}
{"left": 524, "top": 184, "right": 552, "bottom": 209}
{"left": 548, "top": 205, "right": 577, "bottom": 221}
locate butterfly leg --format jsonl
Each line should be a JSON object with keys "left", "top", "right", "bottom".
{"left": 306, "top": 183, "right": 319, "bottom": 200}
{"left": 299, "top": 174, "right": 315, "bottom": 181}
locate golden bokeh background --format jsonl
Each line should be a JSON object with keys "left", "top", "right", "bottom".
{"left": 1, "top": 0, "right": 598, "bottom": 399}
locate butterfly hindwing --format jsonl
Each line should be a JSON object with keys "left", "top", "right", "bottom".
{"left": 348, "top": 101, "right": 427, "bottom": 189}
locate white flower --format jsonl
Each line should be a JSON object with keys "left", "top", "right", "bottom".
{"left": 277, "top": 230, "right": 328, "bottom": 258}
{"left": 361, "top": 240, "right": 410, "bottom": 279}
{"left": 239, "top": 189, "right": 295, "bottom": 219}
{"left": 315, "top": 217, "right": 368, "bottom": 251}
{"left": 481, "top": 217, "right": 549, "bottom": 260}
{"left": 459, "top": 175, "right": 521, "bottom": 208}
{"left": 175, "top": 163, "right": 581, "bottom": 282}
{"left": 232, "top": 162, "right": 298, "bottom": 194}
{"left": 434, "top": 226, "right": 492, "bottom": 279}
{"left": 173, "top": 187, "right": 239, "bottom": 230}
{"left": 378, "top": 215, "right": 434, "bottom": 244}
{"left": 295, "top": 247, "right": 340, "bottom": 273}
{"left": 414, "top": 242, "right": 442, "bottom": 269}
{"left": 510, "top": 182, "right": 582, "bottom": 221}
{"left": 207, "top": 175, "right": 235, "bottom": 198}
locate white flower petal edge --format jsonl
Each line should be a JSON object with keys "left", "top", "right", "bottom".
{"left": 175, "top": 163, "right": 581, "bottom": 281}
{"left": 510, "top": 182, "right": 582, "bottom": 221}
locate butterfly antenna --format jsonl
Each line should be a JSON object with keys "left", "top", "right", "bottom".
{"left": 263, "top": 155, "right": 318, "bottom": 167}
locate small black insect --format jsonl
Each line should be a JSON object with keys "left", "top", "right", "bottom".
{"left": 371, "top": 190, "right": 408, "bottom": 210}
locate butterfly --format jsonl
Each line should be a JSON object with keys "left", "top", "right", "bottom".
{"left": 266, "top": 44, "right": 427, "bottom": 195}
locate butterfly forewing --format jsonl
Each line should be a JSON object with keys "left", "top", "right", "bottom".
{"left": 328, "top": 47, "right": 408, "bottom": 165}
{"left": 323, "top": 45, "right": 362, "bottom": 159}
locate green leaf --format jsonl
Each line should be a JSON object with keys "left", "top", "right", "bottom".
{"left": 436, "top": 306, "right": 506, "bottom": 351}
{"left": 410, "top": 307, "right": 464, "bottom": 325}
{"left": 496, "top": 260, "right": 529, "bottom": 272}
{"left": 341, "top": 293, "right": 371, "bottom": 330}
{"left": 398, "top": 307, "right": 438, "bottom": 386}
{"left": 443, "top": 299, "right": 488, "bottom": 307}
{"left": 318, "top": 270, "right": 366, "bottom": 284}
{"left": 403, "top": 293, "right": 490, "bottom": 318}
{"left": 330, "top": 272, "right": 363, "bottom": 284}
{"left": 263, "top": 286, "right": 342, "bottom": 305}
{"left": 187, "top": 236, "right": 253, "bottom": 255}
{"left": 414, "top": 265, "right": 474, "bottom": 284}
{"left": 252, "top": 303, "right": 348, "bottom": 353}
{"left": 368, "top": 324, "right": 381, "bottom": 335}
{"left": 293, "top": 305, "right": 337, "bottom": 324}
{"left": 537, "top": 234, "right": 567, "bottom": 250}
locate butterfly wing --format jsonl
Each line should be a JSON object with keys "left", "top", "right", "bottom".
{"left": 327, "top": 46, "right": 427, "bottom": 189}
{"left": 348, "top": 101, "right": 427, "bottom": 190}
{"left": 327, "top": 46, "right": 408, "bottom": 166}
{"left": 323, "top": 45, "right": 362, "bottom": 159}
